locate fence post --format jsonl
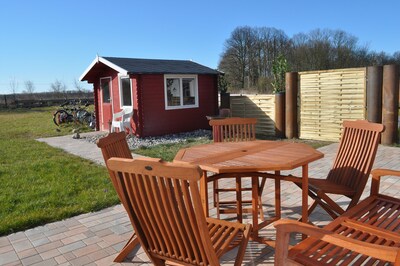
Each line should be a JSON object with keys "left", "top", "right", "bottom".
{"left": 275, "top": 92, "right": 285, "bottom": 138}
{"left": 366, "top": 66, "right": 383, "bottom": 123}
{"left": 285, "top": 72, "right": 298, "bottom": 139}
{"left": 381, "top": 64, "right": 399, "bottom": 145}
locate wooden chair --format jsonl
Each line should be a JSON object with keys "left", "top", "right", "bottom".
{"left": 209, "top": 117, "right": 265, "bottom": 222}
{"left": 96, "top": 132, "right": 138, "bottom": 262}
{"left": 210, "top": 117, "right": 256, "bottom": 143}
{"left": 292, "top": 120, "right": 385, "bottom": 220}
{"left": 274, "top": 169, "right": 400, "bottom": 265}
{"left": 106, "top": 157, "right": 251, "bottom": 266}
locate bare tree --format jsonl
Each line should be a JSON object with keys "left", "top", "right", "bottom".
{"left": 50, "top": 79, "right": 67, "bottom": 93}
{"left": 73, "top": 79, "right": 85, "bottom": 92}
{"left": 9, "top": 77, "right": 18, "bottom": 94}
{"left": 23, "top": 80, "right": 35, "bottom": 94}
{"left": 219, "top": 26, "right": 289, "bottom": 92}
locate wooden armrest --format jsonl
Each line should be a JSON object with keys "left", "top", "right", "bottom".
{"left": 274, "top": 219, "right": 400, "bottom": 265}
{"left": 371, "top": 168, "right": 400, "bottom": 177}
{"left": 371, "top": 168, "right": 400, "bottom": 195}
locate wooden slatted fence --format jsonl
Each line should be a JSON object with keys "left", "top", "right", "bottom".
{"left": 299, "top": 68, "right": 366, "bottom": 141}
{"left": 230, "top": 94, "right": 275, "bottom": 136}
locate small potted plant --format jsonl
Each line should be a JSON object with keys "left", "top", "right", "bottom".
{"left": 271, "top": 54, "right": 288, "bottom": 138}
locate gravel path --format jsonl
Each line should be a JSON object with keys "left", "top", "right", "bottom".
{"left": 82, "top": 129, "right": 212, "bottom": 149}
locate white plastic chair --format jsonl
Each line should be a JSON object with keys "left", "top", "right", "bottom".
{"left": 111, "top": 109, "right": 132, "bottom": 134}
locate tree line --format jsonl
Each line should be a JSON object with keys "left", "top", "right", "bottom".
{"left": 218, "top": 26, "right": 400, "bottom": 93}
{"left": 7, "top": 78, "right": 90, "bottom": 95}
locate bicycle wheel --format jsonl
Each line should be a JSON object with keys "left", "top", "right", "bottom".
{"left": 53, "top": 110, "right": 71, "bottom": 126}
{"left": 82, "top": 113, "right": 96, "bottom": 129}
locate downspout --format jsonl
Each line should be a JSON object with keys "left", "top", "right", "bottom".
{"left": 136, "top": 75, "right": 143, "bottom": 137}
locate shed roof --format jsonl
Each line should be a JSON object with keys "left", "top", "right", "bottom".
{"left": 80, "top": 56, "right": 220, "bottom": 82}
{"left": 104, "top": 57, "right": 220, "bottom": 75}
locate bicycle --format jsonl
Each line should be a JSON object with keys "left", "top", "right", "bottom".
{"left": 53, "top": 100, "right": 96, "bottom": 129}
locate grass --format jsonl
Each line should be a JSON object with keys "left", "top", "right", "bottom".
{"left": 0, "top": 107, "right": 118, "bottom": 236}
{"left": 133, "top": 138, "right": 212, "bottom": 161}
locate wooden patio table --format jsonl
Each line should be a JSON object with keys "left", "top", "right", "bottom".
{"left": 174, "top": 140, "right": 324, "bottom": 245}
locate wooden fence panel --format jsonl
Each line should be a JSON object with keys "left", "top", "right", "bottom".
{"left": 230, "top": 94, "right": 275, "bottom": 136}
{"left": 299, "top": 68, "right": 366, "bottom": 141}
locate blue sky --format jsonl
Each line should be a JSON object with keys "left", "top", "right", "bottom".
{"left": 0, "top": 0, "right": 399, "bottom": 94}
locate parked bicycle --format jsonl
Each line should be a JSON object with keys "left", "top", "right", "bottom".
{"left": 53, "top": 100, "right": 96, "bottom": 129}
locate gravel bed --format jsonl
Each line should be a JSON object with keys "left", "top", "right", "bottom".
{"left": 82, "top": 129, "right": 212, "bottom": 149}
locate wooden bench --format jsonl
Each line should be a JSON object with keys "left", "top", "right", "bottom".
{"left": 274, "top": 168, "right": 400, "bottom": 265}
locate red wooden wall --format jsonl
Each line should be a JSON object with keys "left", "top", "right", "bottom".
{"left": 138, "top": 74, "right": 218, "bottom": 137}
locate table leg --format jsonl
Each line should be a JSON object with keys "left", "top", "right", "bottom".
{"left": 302, "top": 165, "right": 309, "bottom": 224}
{"left": 200, "top": 170, "right": 209, "bottom": 217}
{"left": 275, "top": 171, "right": 281, "bottom": 219}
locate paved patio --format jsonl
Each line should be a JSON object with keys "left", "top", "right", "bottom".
{"left": 1, "top": 133, "right": 399, "bottom": 265}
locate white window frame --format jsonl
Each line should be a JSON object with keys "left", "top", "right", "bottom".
{"left": 164, "top": 74, "right": 199, "bottom": 110}
{"left": 118, "top": 75, "right": 133, "bottom": 109}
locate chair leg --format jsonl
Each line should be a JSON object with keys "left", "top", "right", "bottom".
{"left": 113, "top": 233, "right": 140, "bottom": 262}
{"left": 213, "top": 180, "right": 218, "bottom": 207}
{"left": 215, "top": 180, "right": 221, "bottom": 219}
{"left": 234, "top": 224, "right": 251, "bottom": 266}
{"left": 258, "top": 176, "right": 267, "bottom": 221}
{"left": 307, "top": 191, "right": 340, "bottom": 220}
{"left": 236, "top": 176, "right": 243, "bottom": 223}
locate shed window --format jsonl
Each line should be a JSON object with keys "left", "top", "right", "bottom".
{"left": 120, "top": 77, "right": 132, "bottom": 107}
{"left": 101, "top": 80, "right": 110, "bottom": 103}
{"left": 164, "top": 75, "right": 198, "bottom": 109}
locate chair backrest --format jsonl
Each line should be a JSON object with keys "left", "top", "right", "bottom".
{"left": 96, "top": 132, "right": 132, "bottom": 195}
{"left": 112, "top": 109, "right": 125, "bottom": 121}
{"left": 106, "top": 157, "right": 222, "bottom": 265}
{"left": 96, "top": 132, "right": 132, "bottom": 162}
{"left": 209, "top": 117, "right": 257, "bottom": 142}
{"left": 327, "top": 120, "right": 384, "bottom": 207}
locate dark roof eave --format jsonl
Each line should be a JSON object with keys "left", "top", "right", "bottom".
{"left": 127, "top": 71, "right": 221, "bottom": 75}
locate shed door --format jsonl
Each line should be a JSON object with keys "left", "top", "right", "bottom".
{"left": 100, "top": 77, "right": 112, "bottom": 131}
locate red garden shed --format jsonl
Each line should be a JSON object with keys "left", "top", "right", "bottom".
{"left": 80, "top": 56, "right": 220, "bottom": 137}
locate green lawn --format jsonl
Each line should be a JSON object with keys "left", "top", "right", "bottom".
{"left": 133, "top": 138, "right": 212, "bottom": 161}
{"left": 0, "top": 107, "right": 119, "bottom": 236}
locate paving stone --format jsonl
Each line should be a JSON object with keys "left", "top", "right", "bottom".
{"left": 31, "top": 237, "right": 51, "bottom": 247}
{"left": 0, "top": 237, "right": 11, "bottom": 248}
{"left": 17, "top": 247, "right": 38, "bottom": 259}
{"left": 69, "top": 255, "right": 92, "bottom": 265}
{"left": 54, "top": 254, "right": 68, "bottom": 264}
{"left": 0, "top": 250, "right": 19, "bottom": 265}
{"left": 31, "top": 258, "right": 58, "bottom": 266}
{"left": 39, "top": 248, "right": 61, "bottom": 260}
{"left": 20, "top": 254, "right": 43, "bottom": 265}
{"left": 58, "top": 241, "right": 86, "bottom": 254}
{"left": 11, "top": 239, "right": 34, "bottom": 252}
{"left": 7, "top": 232, "right": 27, "bottom": 243}
{"left": 35, "top": 240, "right": 64, "bottom": 253}
{"left": 72, "top": 243, "right": 101, "bottom": 257}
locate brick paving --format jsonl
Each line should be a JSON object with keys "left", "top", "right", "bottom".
{"left": 1, "top": 134, "right": 399, "bottom": 265}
